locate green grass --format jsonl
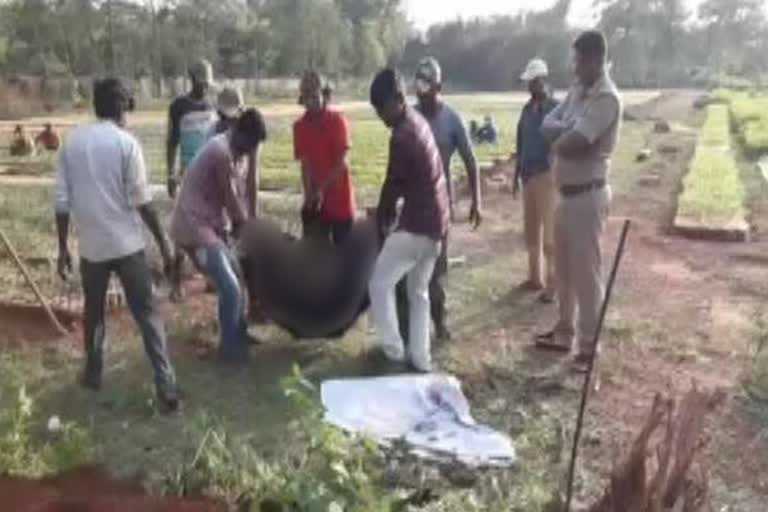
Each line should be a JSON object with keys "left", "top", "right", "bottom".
{"left": 677, "top": 105, "right": 746, "bottom": 226}
{"left": 0, "top": 184, "right": 56, "bottom": 257}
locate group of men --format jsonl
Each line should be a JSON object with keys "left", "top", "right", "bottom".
{"left": 9, "top": 123, "right": 61, "bottom": 156}
{"left": 53, "top": 28, "right": 621, "bottom": 412}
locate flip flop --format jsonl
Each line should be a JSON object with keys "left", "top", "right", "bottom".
{"left": 518, "top": 280, "right": 544, "bottom": 292}
{"left": 534, "top": 331, "right": 572, "bottom": 353}
{"left": 537, "top": 292, "right": 555, "bottom": 304}
{"left": 569, "top": 353, "right": 595, "bottom": 374}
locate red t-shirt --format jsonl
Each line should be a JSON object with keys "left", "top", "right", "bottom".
{"left": 293, "top": 109, "right": 356, "bottom": 222}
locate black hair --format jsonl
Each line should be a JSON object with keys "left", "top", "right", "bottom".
{"left": 369, "top": 68, "right": 404, "bottom": 110}
{"left": 93, "top": 78, "right": 134, "bottom": 119}
{"left": 235, "top": 108, "right": 267, "bottom": 143}
{"left": 573, "top": 30, "right": 607, "bottom": 61}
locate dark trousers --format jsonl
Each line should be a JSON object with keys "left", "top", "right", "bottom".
{"left": 302, "top": 212, "right": 353, "bottom": 246}
{"left": 396, "top": 235, "right": 448, "bottom": 342}
{"left": 81, "top": 251, "right": 176, "bottom": 387}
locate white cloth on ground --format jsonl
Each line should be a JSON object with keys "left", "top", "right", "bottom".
{"left": 321, "top": 374, "right": 517, "bottom": 468}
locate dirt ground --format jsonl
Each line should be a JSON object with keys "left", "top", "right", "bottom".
{"left": 448, "top": 91, "right": 768, "bottom": 509}
{"left": 0, "top": 466, "right": 224, "bottom": 512}
{"left": 0, "top": 303, "right": 79, "bottom": 347}
{"left": 0, "top": 91, "right": 766, "bottom": 510}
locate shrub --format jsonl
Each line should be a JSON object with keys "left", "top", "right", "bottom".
{"left": 678, "top": 105, "right": 746, "bottom": 226}
{"left": 714, "top": 89, "right": 768, "bottom": 157}
{"left": 0, "top": 384, "right": 92, "bottom": 478}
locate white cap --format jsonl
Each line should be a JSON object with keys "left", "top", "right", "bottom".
{"left": 520, "top": 58, "right": 549, "bottom": 81}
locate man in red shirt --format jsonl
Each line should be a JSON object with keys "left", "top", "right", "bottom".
{"left": 35, "top": 123, "right": 62, "bottom": 152}
{"left": 293, "top": 71, "right": 356, "bottom": 245}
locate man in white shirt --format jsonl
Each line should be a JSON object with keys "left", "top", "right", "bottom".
{"left": 55, "top": 78, "right": 180, "bottom": 412}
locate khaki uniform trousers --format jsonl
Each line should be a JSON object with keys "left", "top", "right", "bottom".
{"left": 522, "top": 171, "right": 556, "bottom": 294}
{"left": 554, "top": 186, "right": 611, "bottom": 355}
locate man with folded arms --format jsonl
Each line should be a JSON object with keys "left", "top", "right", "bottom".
{"left": 535, "top": 31, "right": 622, "bottom": 372}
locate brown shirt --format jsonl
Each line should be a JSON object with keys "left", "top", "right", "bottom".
{"left": 378, "top": 108, "right": 449, "bottom": 240}
{"left": 542, "top": 74, "right": 622, "bottom": 187}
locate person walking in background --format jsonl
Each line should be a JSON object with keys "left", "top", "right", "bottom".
{"left": 55, "top": 78, "right": 179, "bottom": 412}
{"left": 166, "top": 59, "right": 218, "bottom": 301}
{"left": 513, "top": 58, "right": 559, "bottom": 303}
{"left": 368, "top": 68, "right": 450, "bottom": 373}
{"left": 170, "top": 109, "right": 267, "bottom": 362}
{"left": 410, "top": 56, "right": 482, "bottom": 341}
{"left": 535, "top": 31, "right": 622, "bottom": 372}
{"left": 35, "top": 123, "right": 62, "bottom": 152}
{"left": 294, "top": 71, "right": 356, "bottom": 245}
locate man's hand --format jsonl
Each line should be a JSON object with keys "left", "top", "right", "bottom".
{"left": 57, "top": 248, "right": 72, "bottom": 281}
{"left": 159, "top": 246, "right": 174, "bottom": 281}
{"left": 167, "top": 175, "right": 178, "bottom": 199}
{"left": 231, "top": 218, "right": 244, "bottom": 241}
{"left": 307, "top": 187, "right": 324, "bottom": 212}
{"left": 469, "top": 201, "right": 482, "bottom": 230}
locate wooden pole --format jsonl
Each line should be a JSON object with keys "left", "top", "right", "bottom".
{"left": 565, "top": 220, "right": 632, "bottom": 512}
{"left": 0, "top": 228, "right": 71, "bottom": 338}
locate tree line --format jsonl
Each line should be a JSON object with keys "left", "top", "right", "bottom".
{"left": 0, "top": 0, "right": 766, "bottom": 91}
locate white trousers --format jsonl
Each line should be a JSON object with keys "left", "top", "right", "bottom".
{"left": 369, "top": 231, "right": 441, "bottom": 371}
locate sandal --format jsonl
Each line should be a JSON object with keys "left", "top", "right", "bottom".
{"left": 537, "top": 292, "right": 555, "bottom": 304}
{"left": 518, "top": 280, "right": 544, "bottom": 292}
{"left": 569, "top": 352, "right": 595, "bottom": 374}
{"left": 534, "top": 331, "right": 572, "bottom": 353}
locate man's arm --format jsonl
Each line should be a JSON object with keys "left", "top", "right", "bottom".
{"left": 294, "top": 123, "right": 316, "bottom": 203}
{"left": 541, "top": 93, "right": 572, "bottom": 142}
{"left": 317, "top": 150, "right": 349, "bottom": 193}
{"left": 246, "top": 145, "right": 261, "bottom": 218}
{"left": 553, "top": 94, "right": 619, "bottom": 159}
{"left": 125, "top": 138, "right": 173, "bottom": 272}
{"left": 139, "top": 204, "right": 171, "bottom": 263}
{"left": 377, "top": 138, "right": 404, "bottom": 233}
{"left": 513, "top": 109, "right": 524, "bottom": 197}
{"left": 54, "top": 150, "right": 72, "bottom": 279}
{"left": 454, "top": 113, "right": 482, "bottom": 228}
{"left": 317, "top": 113, "right": 352, "bottom": 194}
{"left": 166, "top": 102, "right": 180, "bottom": 197}
{"left": 217, "top": 158, "right": 248, "bottom": 236}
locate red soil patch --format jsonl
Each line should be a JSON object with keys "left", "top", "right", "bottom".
{"left": 0, "top": 466, "right": 225, "bottom": 512}
{"left": 0, "top": 302, "right": 80, "bottom": 348}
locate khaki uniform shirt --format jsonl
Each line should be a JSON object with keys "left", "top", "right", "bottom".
{"left": 542, "top": 74, "right": 622, "bottom": 187}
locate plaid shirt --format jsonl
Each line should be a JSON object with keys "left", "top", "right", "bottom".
{"left": 378, "top": 108, "right": 449, "bottom": 241}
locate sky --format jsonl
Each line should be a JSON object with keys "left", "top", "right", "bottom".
{"left": 404, "top": 0, "right": 706, "bottom": 31}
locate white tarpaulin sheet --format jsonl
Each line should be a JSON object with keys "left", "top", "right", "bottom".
{"left": 320, "top": 374, "right": 517, "bottom": 467}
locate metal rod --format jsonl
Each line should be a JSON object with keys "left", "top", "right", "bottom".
{"left": 0, "top": 228, "right": 71, "bottom": 337}
{"left": 564, "top": 219, "right": 632, "bottom": 512}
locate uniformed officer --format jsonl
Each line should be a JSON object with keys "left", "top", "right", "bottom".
{"left": 535, "top": 30, "right": 622, "bottom": 372}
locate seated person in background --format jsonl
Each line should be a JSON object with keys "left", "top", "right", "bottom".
{"left": 10, "top": 125, "right": 35, "bottom": 156}
{"left": 170, "top": 109, "right": 266, "bottom": 362}
{"left": 35, "top": 123, "right": 62, "bottom": 152}
{"left": 476, "top": 115, "right": 498, "bottom": 145}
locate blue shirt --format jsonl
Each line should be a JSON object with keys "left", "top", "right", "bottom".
{"left": 517, "top": 96, "right": 559, "bottom": 182}
{"left": 415, "top": 103, "right": 477, "bottom": 181}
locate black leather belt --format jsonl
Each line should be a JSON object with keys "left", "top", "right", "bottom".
{"left": 560, "top": 180, "right": 606, "bottom": 197}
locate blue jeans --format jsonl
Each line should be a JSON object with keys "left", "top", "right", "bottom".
{"left": 194, "top": 244, "right": 249, "bottom": 358}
